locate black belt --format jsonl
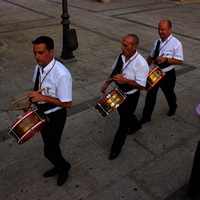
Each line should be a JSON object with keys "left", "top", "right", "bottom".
{"left": 35, "top": 103, "right": 57, "bottom": 112}
{"left": 116, "top": 83, "right": 135, "bottom": 93}
{"left": 156, "top": 62, "right": 171, "bottom": 69}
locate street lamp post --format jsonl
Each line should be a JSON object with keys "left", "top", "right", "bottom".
{"left": 61, "top": 0, "right": 78, "bottom": 60}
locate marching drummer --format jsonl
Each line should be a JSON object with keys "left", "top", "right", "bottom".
{"left": 100, "top": 34, "right": 149, "bottom": 160}
{"left": 22, "top": 36, "right": 72, "bottom": 186}
{"left": 139, "top": 20, "right": 184, "bottom": 125}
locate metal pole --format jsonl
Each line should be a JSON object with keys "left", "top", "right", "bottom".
{"left": 61, "top": 0, "right": 77, "bottom": 60}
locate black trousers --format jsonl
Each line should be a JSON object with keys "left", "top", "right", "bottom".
{"left": 111, "top": 90, "right": 141, "bottom": 153}
{"left": 41, "top": 108, "right": 69, "bottom": 172}
{"left": 142, "top": 68, "right": 177, "bottom": 119}
{"left": 188, "top": 140, "right": 200, "bottom": 198}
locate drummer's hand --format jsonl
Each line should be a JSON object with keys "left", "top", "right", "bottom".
{"left": 155, "top": 55, "right": 165, "bottom": 63}
{"left": 113, "top": 74, "right": 125, "bottom": 83}
{"left": 100, "top": 84, "right": 108, "bottom": 94}
{"left": 22, "top": 100, "right": 32, "bottom": 113}
{"left": 27, "top": 91, "right": 44, "bottom": 102}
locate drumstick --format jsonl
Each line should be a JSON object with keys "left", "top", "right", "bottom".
{"left": 10, "top": 88, "right": 45, "bottom": 104}
{"left": 105, "top": 74, "right": 125, "bottom": 82}
{"left": 9, "top": 106, "right": 34, "bottom": 111}
{"left": 9, "top": 107, "right": 24, "bottom": 111}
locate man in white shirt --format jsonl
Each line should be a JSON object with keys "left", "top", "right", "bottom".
{"left": 100, "top": 34, "right": 149, "bottom": 160}
{"left": 23, "top": 36, "right": 72, "bottom": 186}
{"left": 140, "top": 20, "right": 183, "bottom": 124}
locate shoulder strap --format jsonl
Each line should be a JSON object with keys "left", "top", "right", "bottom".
{"left": 111, "top": 53, "right": 123, "bottom": 77}
{"left": 153, "top": 40, "right": 160, "bottom": 61}
{"left": 33, "top": 68, "right": 40, "bottom": 91}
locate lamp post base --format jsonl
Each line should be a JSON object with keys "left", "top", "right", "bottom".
{"left": 56, "top": 56, "right": 77, "bottom": 65}
{"left": 61, "top": 51, "right": 75, "bottom": 60}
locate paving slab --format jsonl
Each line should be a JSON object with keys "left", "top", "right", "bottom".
{"left": 131, "top": 145, "right": 194, "bottom": 199}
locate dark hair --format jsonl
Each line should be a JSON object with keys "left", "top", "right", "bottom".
{"left": 32, "top": 36, "right": 54, "bottom": 50}
{"left": 126, "top": 34, "right": 139, "bottom": 45}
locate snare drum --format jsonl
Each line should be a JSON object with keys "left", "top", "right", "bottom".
{"left": 8, "top": 108, "right": 49, "bottom": 144}
{"left": 145, "top": 66, "right": 165, "bottom": 91}
{"left": 95, "top": 87, "right": 126, "bottom": 117}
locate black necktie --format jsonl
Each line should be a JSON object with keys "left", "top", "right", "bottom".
{"left": 153, "top": 40, "right": 160, "bottom": 61}
{"left": 33, "top": 68, "right": 40, "bottom": 91}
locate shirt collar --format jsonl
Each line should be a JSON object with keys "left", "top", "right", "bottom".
{"left": 159, "top": 34, "right": 172, "bottom": 43}
{"left": 38, "top": 58, "right": 55, "bottom": 74}
{"left": 122, "top": 51, "right": 138, "bottom": 63}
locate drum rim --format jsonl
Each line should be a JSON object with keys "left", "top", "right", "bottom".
{"left": 9, "top": 109, "right": 35, "bottom": 130}
{"left": 9, "top": 108, "right": 46, "bottom": 129}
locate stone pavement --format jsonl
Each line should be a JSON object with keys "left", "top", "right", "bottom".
{"left": 0, "top": 0, "right": 200, "bottom": 199}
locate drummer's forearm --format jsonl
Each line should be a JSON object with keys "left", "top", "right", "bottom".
{"left": 26, "top": 100, "right": 32, "bottom": 107}
{"left": 124, "top": 79, "right": 144, "bottom": 90}
{"left": 165, "top": 58, "right": 183, "bottom": 65}
{"left": 147, "top": 56, "right": 153, "bottom": 66}
{"left": 43, "top": 95, "right": 72, "bottom": 108}
{"left": 105, "top": 79, "right": 113, "bottom": 86}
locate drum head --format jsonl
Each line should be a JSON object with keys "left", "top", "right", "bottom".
{"left": 95, "top": 87, "right": 126, "bottom": 117}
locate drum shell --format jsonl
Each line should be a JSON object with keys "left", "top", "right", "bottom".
{"left": 145, "top": 66, "right": 165, "bottom": 91}
{"left": 8, "top": 108, "right": 49, "bottom": 144}
{"left": 95, "top": 87, "right": 126, "bottom": 117}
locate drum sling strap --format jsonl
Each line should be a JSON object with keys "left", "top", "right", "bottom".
{"left": 153, "top": 40, "right": 160, "bottom": 62}
{"left": 153, "top": 40, "right": 171, "bottom": 69}
{"left": 111, "top": 54, "right": 135, "bottom": 93}
{"left": 33, "top": 68, "right": 40, "bottom": 91}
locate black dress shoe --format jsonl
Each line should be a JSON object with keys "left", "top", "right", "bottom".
{"left": 167, "top": 109, "right": 176, "bottom": 116}
{"left": 43, "top": 167, "right": 58, "bottom": 177}
{"left": 57, "top": 163, "right": 71, "bottom": 186}
{"left": 127, "top": 125, "right": 141, "bottom": 135}
{"left": 139, "top": 118, "right": 151, "bottom": 125}
{"left": 109, "top": 151, "right": 120, "bottom": 160}
{"left": 167, "top": 104, "right": 177, "bottom": 116}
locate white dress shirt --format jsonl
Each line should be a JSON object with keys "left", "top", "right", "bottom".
{"left": 111, "top": 52, "right": 149, "bottom": 94}
{"left": 33, "top": 58, "right": 72, "bottom": 114}
{"left": 149, "top": 34, "right": 184, "bottom": 72}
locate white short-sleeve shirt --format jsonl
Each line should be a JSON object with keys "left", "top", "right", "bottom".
{"left": 33, "top": 58, "right": 72, "bottom": 114}
{"left": 111, "top": 52, "right": 149, "bottom": 94}
{"left": 149, "top": 34, "right": 184, "bottom": 72}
